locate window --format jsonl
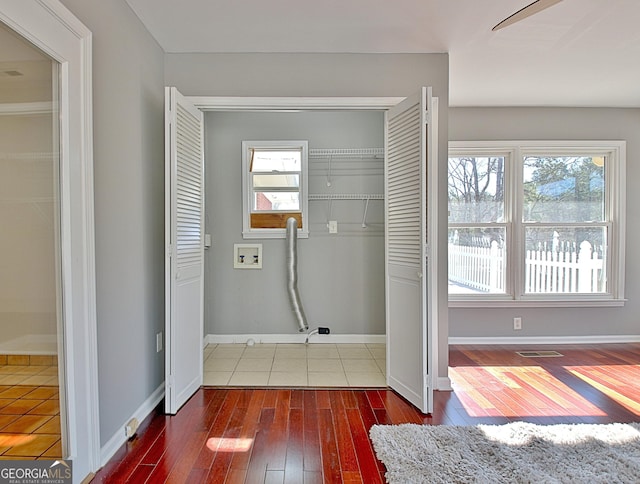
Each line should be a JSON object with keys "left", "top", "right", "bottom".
{"left": 448, "top": 141, "right": 625, "bottom": 306}
{"left": 242, "top": 140, "right": 308, "bottom": 238}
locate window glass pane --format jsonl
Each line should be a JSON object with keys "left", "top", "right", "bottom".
{"left": 523, "top": 156, "right": 605, "bottom": 223}
{"left": 448, "top": 156, "right": 505, "bottom": 223}
{"left": 524, "top": 226, "right": 607, "bottom": 294}
{"left": 253, "top": 192, "right": 300, "bottom": 211}
{"left": 252, "top": 174, "right": 299, "bottom": 188}
{"left": 448, "top": 227, "right": 506, "bottom": 294}
{"left": 251, "top": 150, "right": 301, "bottom": 172}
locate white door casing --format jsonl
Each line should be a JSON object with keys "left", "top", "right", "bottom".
{"left": 385, "top": 87, "right": 437, "bottom": 414}
{"left": 0, "top": 1, "right": 99, "bottom": 481}
{"left": 165, "top": 87, "right": 205, "bottom": 414}
{"left": 172, "top": 94, "right": 441, "bottom": 412}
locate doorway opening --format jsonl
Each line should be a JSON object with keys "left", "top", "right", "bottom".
{"left": 203, "top": 109, "right": 386, "bottom": 388}
{"left": 1, "top": 2, "right": 99, "bottom": 477}
{"left": 0, "top": 21, "right": 63, "bottom": 458}
{"left": 165, "top": 91, "right": 438, "bottom": 415}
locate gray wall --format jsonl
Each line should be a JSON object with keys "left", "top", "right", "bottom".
{"left": 449, "top": 107, "right": 640, "bottom": 338}
{"left": 60, "top": 0, "right": 165, "bottom": 446}
{"left": 167, "top": 53, "right": 450, "bottom": 376}
{"left": 166, "top": 53, "right": 447, "bottom": 99}
{"left": 205, "top": 111, "right": 385, "bottom": 335}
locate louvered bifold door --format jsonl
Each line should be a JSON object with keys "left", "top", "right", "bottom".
{"left": 385, "top": 87, "right": 433, "bottom": 413}
{"left": 165, "top": 87, "right": 204, "bottom": 414}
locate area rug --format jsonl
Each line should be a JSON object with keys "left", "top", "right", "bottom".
{"left": 369, "top": 421, "right": 640, "bottom": 483}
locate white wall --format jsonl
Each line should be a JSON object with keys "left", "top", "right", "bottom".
{"left": 449, "top": 107, "right": 640, "bottom": 339}
{"left": 167, "top": 52, "right": 451, "bottom": 376}
{"left": 205, "top": 110, "right": 385, "bottom": 335}
{"left": 60, "top": 0, "right": 166, "bottom": 446}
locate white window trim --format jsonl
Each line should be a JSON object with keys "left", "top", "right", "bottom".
{"left": 242, "top": 140, "right": 309, "bottom": 239}
{"left": 448, "top": 140, "right": 626, "bottom": 308}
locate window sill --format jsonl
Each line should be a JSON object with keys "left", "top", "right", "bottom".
{"left": 449, "top": 298, "right": 627, "bottom": 308}
{"left": 242, "top": 230, "right": 309, "bottom": 240}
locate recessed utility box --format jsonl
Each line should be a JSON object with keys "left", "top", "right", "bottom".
{"left": 234, "top": 243, "right": 263, "bottom": 269}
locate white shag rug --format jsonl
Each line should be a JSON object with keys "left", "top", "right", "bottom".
{"left": 369, "top": 421, "right": 640, "bottom": 484}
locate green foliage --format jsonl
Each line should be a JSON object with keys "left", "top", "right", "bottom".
{"left": 523, "top": 156, "right": 604, "bottom": 222}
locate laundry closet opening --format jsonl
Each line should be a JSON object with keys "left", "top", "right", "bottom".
{"left": 202, "top": 110, "right": 387, "bottom": 386}
{"left": 166, "top": 88, "right": 437, "bottom": 412}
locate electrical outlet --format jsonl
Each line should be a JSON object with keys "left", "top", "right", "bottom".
{"left": 328, "top": 220, "right": 338, "bottom": 234}
{"left": 513, "top": 317, "right": 522, "bottom": 330}
{"left": 156, "top": 332, "right": 163, "bottom": 352}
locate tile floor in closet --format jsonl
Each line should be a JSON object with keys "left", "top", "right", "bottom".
{"left": 203, "top": 343, "right": 386, "bottom": 387}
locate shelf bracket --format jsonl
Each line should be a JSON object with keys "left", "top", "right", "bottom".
{"left": 362, "top": 197, "right": 371, "bottom": 228}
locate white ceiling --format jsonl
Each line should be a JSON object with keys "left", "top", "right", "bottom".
{"left": 124, "top": 0, "right": 640, "bottom": 107}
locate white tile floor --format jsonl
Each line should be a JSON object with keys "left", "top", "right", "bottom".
{"left": 203, "top": 343, "right": 386, "bottom": 387}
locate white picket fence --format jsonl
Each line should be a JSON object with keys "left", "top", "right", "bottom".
{"left": 448, "top": 240, "right": 605, "bottom": 294}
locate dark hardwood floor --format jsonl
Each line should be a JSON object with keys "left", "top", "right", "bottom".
{"left": 91, "top": 343, "right": 640, "bottom": 483}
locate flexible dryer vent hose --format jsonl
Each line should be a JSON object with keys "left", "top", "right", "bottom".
{"left": 286, "top": 217, "right": 309, "bottom": 332}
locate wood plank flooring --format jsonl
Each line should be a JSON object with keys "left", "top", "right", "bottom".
{"left": 91, "top": 343, "right": 640, "bottom": 483}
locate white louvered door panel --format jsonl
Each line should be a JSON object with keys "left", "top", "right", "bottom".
{"left": 165, "top": 87, "right": 204, "bottom": 414}
{"left": 385, "top": 87, "right": 436, "bottom": 414}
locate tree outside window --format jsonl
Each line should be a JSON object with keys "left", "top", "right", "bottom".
{"left": 448, "top": 142, "right": 624, "bottom": 304}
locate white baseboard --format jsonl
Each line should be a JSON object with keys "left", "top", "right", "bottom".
{"left": 0, "top": 334, "right": 57, "bottom": 355}
{"left": 448, "top": 335, "right": 640, "bottom": 345}
{"left": 100, "top": 383, "right": 165, "bottom": 467}
{"left": 437, "top": 377, "right": 452, "bottom": 392}
{"left": 207, "top": 333, "right": 640, "bottom": 347}
{"left": 205, "top": 333, "right": 386, "bottom": 346}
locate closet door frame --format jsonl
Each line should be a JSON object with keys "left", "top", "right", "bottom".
{"left": 188, "top": 95, "right": 447, "bottom": 398}
{"left": 0, "top": 0, "right": 100, "bottom": 480}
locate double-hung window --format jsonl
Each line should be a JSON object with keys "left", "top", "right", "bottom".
{"left": 448, "top": 141, "right": 626, "bottom": 306}
{"left": 242, "top": 140, "right": 308, "bottom": 239}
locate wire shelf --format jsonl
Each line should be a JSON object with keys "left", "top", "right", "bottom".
{"left": 309, "top": 148, "right": 384, "bottom": 159}
{"left": 308, "top": 193, "right": 384, "bottom": 200}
